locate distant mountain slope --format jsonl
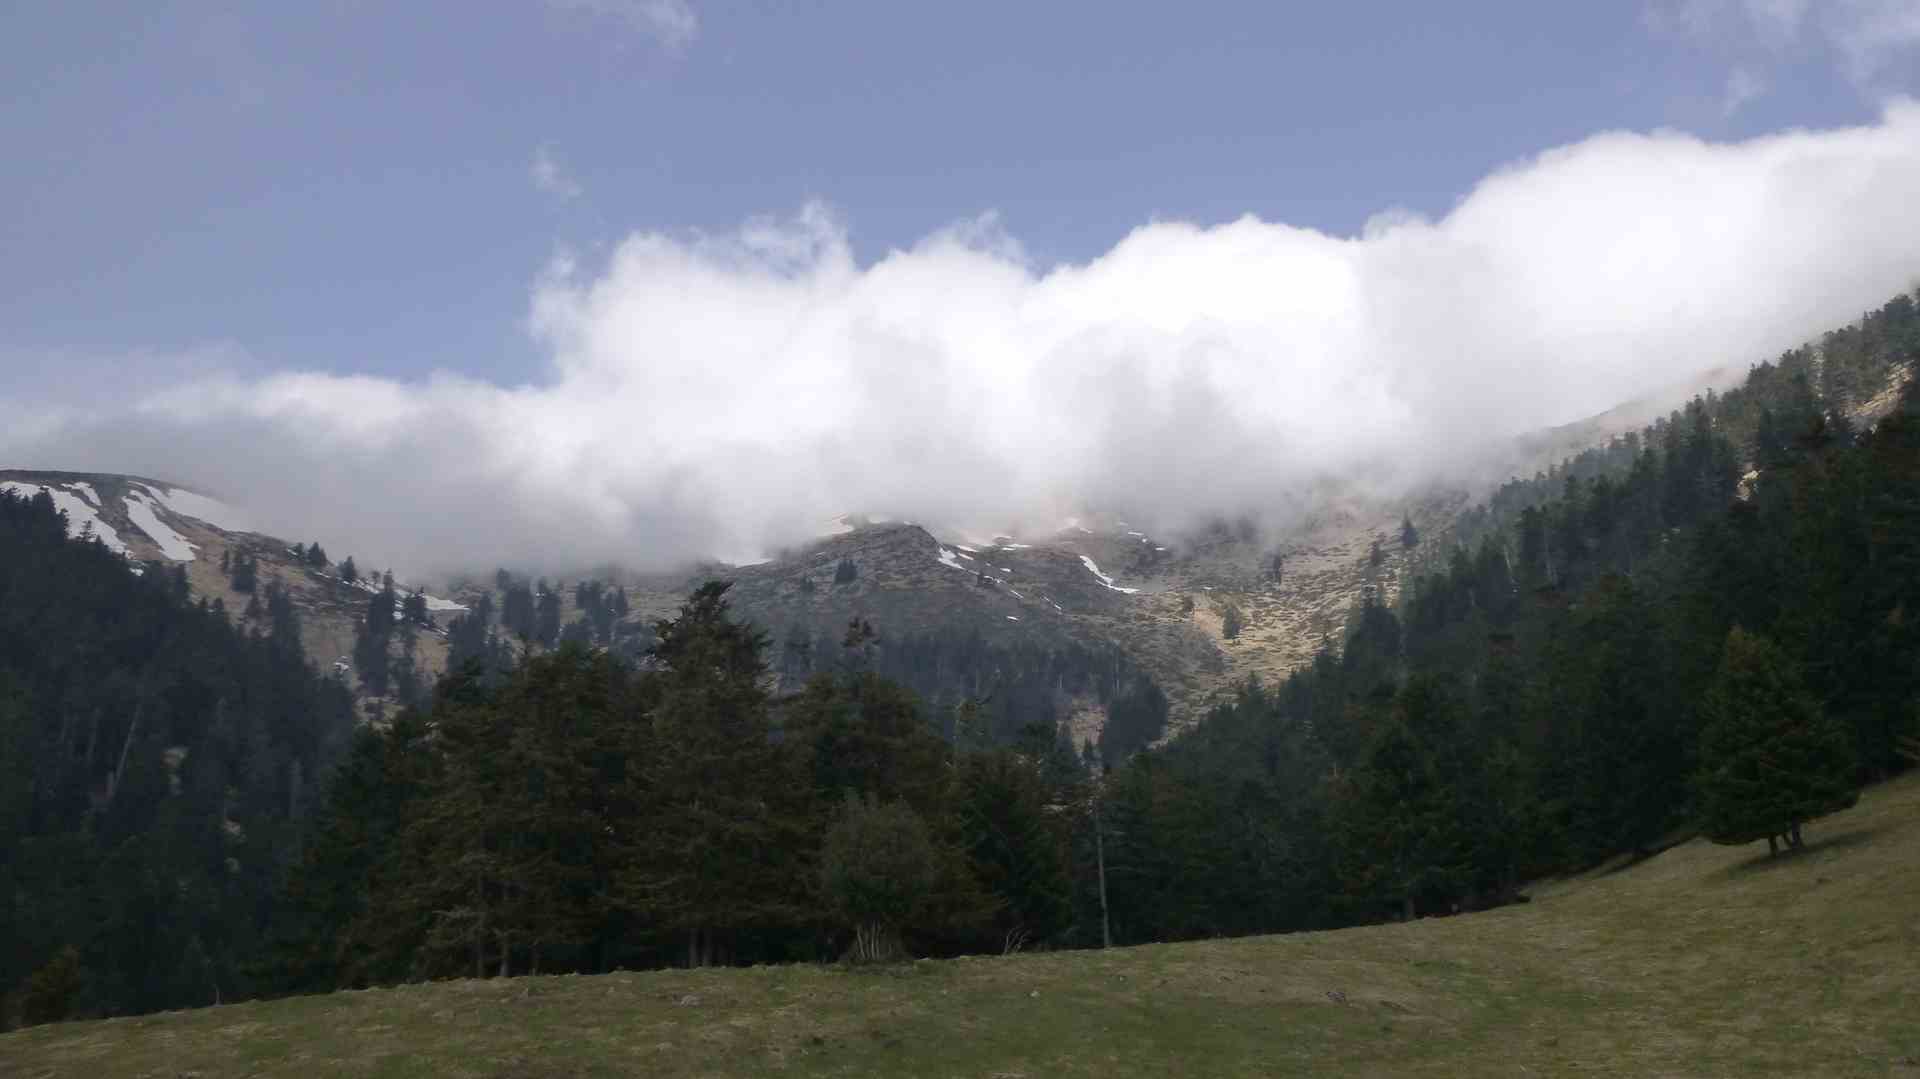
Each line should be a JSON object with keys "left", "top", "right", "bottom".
{"left": 0, "top": 470, "right": 464, "bottom": 719}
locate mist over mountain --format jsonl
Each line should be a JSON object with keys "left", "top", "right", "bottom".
{"left": 9, "top": 104, "right": 1920, "bottom": 576}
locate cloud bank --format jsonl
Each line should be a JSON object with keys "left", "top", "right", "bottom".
{"left": 9, "top": 105, "right": 1920, "bottom": 575}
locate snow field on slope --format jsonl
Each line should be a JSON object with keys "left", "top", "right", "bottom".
{"left": 1, "top": 481, "right": 129, "bottom": 554}
{"left": 1078, "top": 555, "right": 1139, "bottom": 594}
{"left": 146, "top": 485, "right": 254, "bottom": 533}
{"left": 122, "top": 490, "right": 198, "bottom": 561}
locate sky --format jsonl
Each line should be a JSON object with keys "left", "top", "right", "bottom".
{"left": 4, "top": 2, "right": 1920, "bottom": 573}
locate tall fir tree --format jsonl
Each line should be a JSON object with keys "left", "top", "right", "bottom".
{"left": 1696, "top": 628, "right": 1857, "bottom": 853}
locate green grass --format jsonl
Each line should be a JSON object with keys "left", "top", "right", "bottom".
{"left": 9, "top": 772, "right": 1920, "bottom": 1078}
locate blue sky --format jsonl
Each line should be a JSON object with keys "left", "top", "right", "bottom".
{"left": 6, "top": 3, "right": 1920, "bottom": 572}
{"left": 5, "top": 1, "right": 1915, "bottom": 386}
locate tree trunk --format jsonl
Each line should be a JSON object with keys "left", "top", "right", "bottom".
{"left": 497, "top": 931, "right": 510, "bottom": 978}
{"left": 106, "top": 697, "right": 147, "bottom": 808}
{"left": 1403, "top": 894, "right": 1416, "bottom": 922}
{"left": 1790, "top": 821, "right": 1804, "bottom": 849}
{"left": 1093, "top": 786, "right": 1112, "bottom": 949}
{"left": 1767, "top": 834, "right": 1778, "bottom": 857}
{"left": 851, "top": 923, "right": 897, "bottom": 964}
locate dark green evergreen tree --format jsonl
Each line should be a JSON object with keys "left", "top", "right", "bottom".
{"left": 614, "top": 582, "right": 811, "bottom": 967}
{"left": 1696, "top": 628, "right": 1857, "bottom": 853}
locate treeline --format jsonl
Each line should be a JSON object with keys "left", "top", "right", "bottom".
{"left": 0, "top": 487, "right": 356, "bottom": 1024}
{"left": 440, "top": 573, "right": 642, "bottom": 687}
{"left": 1441, "top": 289, "right": 1919, "bottom": 562}
{"left": 261, "top": 587, "right": 1091, "bottom": 989}
{"left": 770, "top": 618, "right": 1169, "bottom": 765}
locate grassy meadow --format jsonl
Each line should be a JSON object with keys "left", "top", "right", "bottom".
{"left": 6, "top": 771, "right": 1918, "bottom": 1078}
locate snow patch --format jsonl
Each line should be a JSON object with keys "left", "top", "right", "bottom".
{"left": 123, "top": 490, "right": 197, "bottom": 561}
{"left": 423, "top": 594, "right": 469, "bottom": 612}
{"left": 0, "top": 481, "right": 129, "bottom": 555}
{"left": 147, "top": 485, "right": 253, "bottom": 532}
{"left": 1009, "top": 590, "right": 1024, "bottom": 599}
{"left": 935, "top": 546, "right": 974, "bottom": 574}
{"left": 1078, "top": 555, "right": 1139, "bottom": 594}
{"left": 67, "top": 482, "right": 99, "bottom": 506}
{"left": 1005, "top": 615, "right": 1020, "bottom": 622}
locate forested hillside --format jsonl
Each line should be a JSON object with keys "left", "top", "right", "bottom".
{"left": 0, "top": 488, "right": 356, "bottom": 1021}
{"left": 1104, "top": 287, "right": 1920, "bottom": 936}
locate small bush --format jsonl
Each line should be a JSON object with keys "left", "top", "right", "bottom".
{"left": 20, "top": 946, "right": 83, "bottom": 1027}
{"left": 819, "top": 795, "right": 939, "bottom": 963}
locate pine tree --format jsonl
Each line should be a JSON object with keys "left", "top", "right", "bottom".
{"left": 1696, "top": 628, "right": 1857, "bottom": 854}
{"left": 1220, "top": 603, "right": 1244, "bottom": 641}
{"left": 306, "top": 542, "right": 328, "bottom": 567}
{"left": 614, "top": 582, "right": 812, "bottom": 967}
{"left": 1331, "top": 678, "right": 1472, "bottom": 920}
{"left": 501, "top": 581, "right": 535, "bottom": 641}
{"left": 353, "top": 578, "right": 398, "bottom": 697}
{"left": 1401, "top": 513, "right": 1420, "bottom": 549}
{"left": 952, "top": 748, "right": 1073, "bottom": 951}
{"left": 834, "top": 557, "right": 858, "bottom": 585}
{"left": 339, "top": 556, "right": 358, "bottom": 584}
{"left": 535, "top": 587, "right": 562, "bottom": 646}
{"left": 230, "top": 550, "right": 257, "bottom": 593}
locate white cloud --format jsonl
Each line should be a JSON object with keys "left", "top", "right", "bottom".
{"left": 1828, "top": 0, "right": 1920, "bottom": 82}
{"left": 11, "top": 106, "right": 1920, "bottom": 576}
{"left": 1744, "top": 0, "right": 1812, "bottom": 46}
{"left": 531, "top": 145, "right": 583, "bottom": 200}
{"left": 1647, "top": 0, "right": 1920, "bottom": 92}
{"left": 545, "top": 0, "right": 696, "bottom": 50}
{"left": 1724, "top": 66, "right": 1768, "bottom": 113}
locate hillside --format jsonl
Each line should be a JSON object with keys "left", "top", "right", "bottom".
{"left": 0, "top": 466, "right": 1432, "bottom": 740}
{"left": 6, "top": 770, "right": 1914, "bottom": 1077}
{"left": 0, "top": 469, "right": 465, "bottom": 719}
